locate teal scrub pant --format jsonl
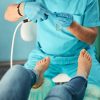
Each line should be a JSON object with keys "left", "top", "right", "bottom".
{"left": 24, "top": 47, "right": 100, "bottom": 86}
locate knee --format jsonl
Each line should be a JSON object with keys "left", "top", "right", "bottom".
{"left": 48, "top": 85, "right": 66, "bottom": 96}
{"left": 8, "top": 65, "right": 29, "bottom": 77}
{"left": 46, "top": 85, "right": 72, "bottom": 100}
{"left": 12, "top": 64, "right": 23, "bottom": 69}
{"left": 11, "top": 65, "right": 26, "bottom": 72}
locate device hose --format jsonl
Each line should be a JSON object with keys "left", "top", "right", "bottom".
{"left": 10, "top": 21, "right": 23, "bottom": 68}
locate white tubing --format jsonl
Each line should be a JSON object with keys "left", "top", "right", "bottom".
{"left": 10, "top": 22, "right": 23, "bottom": 68}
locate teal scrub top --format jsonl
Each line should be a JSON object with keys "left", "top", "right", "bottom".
{"left": 17, "top": 0, "right": 100, "bottom": 57}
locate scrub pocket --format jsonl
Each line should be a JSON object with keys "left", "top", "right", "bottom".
{"left": 73, "top": 14, "right": 83, "bottom": 25}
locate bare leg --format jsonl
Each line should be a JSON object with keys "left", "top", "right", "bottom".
{"left": 45, "top": 49, "right": 92, "bottom": 100}
{"left": 33, "top": 57, "right": 50, "bottom": 88}
{"left": 77, "top": 49, "right": 92, "bottom": 78}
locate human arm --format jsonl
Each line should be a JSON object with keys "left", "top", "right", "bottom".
{"left": 50, "top": 0, "right": 100, "bottom": 44}
{"left": 4, "top": 0, "right": 35, "bottom": 22}
{"left": 67, "top": 22, "right": 98, "bottom": 44}
{"left": 49, "top": 12, "right": 98, "bottom": 44}
{"left": 4, "top": 3, "right": 24, "bottom": 22}
{"left": 4, "top": 1, "right": 50, "bottom": 22}
{"left": 67, "top": 0, "right": 100, "bottom": 44}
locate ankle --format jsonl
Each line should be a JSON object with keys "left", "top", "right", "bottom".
{"left": 32, "top": 74, "right": 44, "bottom": 89}
{"left": 77, "top": 72, "right": 88, "bottom": 79}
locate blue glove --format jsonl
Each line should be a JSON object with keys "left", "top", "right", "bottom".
{"left": 24, "top": 2, "right": 50, "bottom": 22}
{"left": 49, "top": 12, "right": 73, "bottom": 30}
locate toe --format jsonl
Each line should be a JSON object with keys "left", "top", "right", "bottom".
{"left": 36, "top": 57, "right": 50, "bottom": 67}
{"left": 88, "top": 54, "right": 91, "bottom": 60}
{"left": 87, "top": 55, "right": 90, "bottom": 60}
{"left": 88, "top": 55, "right": 92, "bottom": 62}
{"left": 40, "top": 60, "right": 42, "bottom": 63}
{"left": 36, "top": 61, "right": 41, "bottom": 65}
{"left": 45, "top": 57, "right": 50, "bottom": 61}
{"left": 45, "top": 57, "right": 50, "bottom": 63}
{"left": 84, "top": 51, "right": 88, "bottom": 58}
{"left": 42, "top": 60, "right": 44, "bottom": 62}
{"left": 44, "top": 58, "right": 46, "bottom": 61}
{"left": 80, "top": 49, "right": 86, "bottom": 56}
{"left": 86, "top": 53, "right": 89, "bottom": 59}
{"left": 86, "top": 52, "right": 91, "bottom": 60}
{"left": 84, "top": 52, "right": 92, "bottom": 62}
{"left": 42, "top": 58, "right": 47, "bottom": 63}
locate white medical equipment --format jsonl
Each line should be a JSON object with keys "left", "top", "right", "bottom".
{"left": 10, "top": 19, "right": 37, "bottom": 68}
{"left": 52, "top": 73, "right": 71, "bottom": 84}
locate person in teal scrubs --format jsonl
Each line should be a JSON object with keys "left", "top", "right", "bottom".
{"left": 5, "top": 0, "right": 100, "bottom": 87}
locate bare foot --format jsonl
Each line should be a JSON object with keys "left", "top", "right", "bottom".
{"left": 77, "top": 49, "right": 92, "bottom": 78}
{"left": 33, "top": 57, "right": 50, "bottom": 88}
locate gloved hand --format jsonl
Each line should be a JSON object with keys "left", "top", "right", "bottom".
{"left": 24, "top": 2, "right": 50, "bottom": 22}
{"left": 49, "top": 12, "right": 73, "bottom": 30}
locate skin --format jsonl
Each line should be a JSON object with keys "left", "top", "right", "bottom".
{"left": 4, "top": 4, "right": 24, "bottom": 22}
{"left": 33, "top": 57, "right": 50, "bottom": 88}
{"left": 77, "top": 49, "right": 92, "bottom": 78}
{"left": 33, "top": 49, "right": 92, "bottom": 88}
{"left": 67, "top": 22, "right": 98, "bottom": 44}
{"left": 4, "top": 3, "right": 98, "bottom": 44}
